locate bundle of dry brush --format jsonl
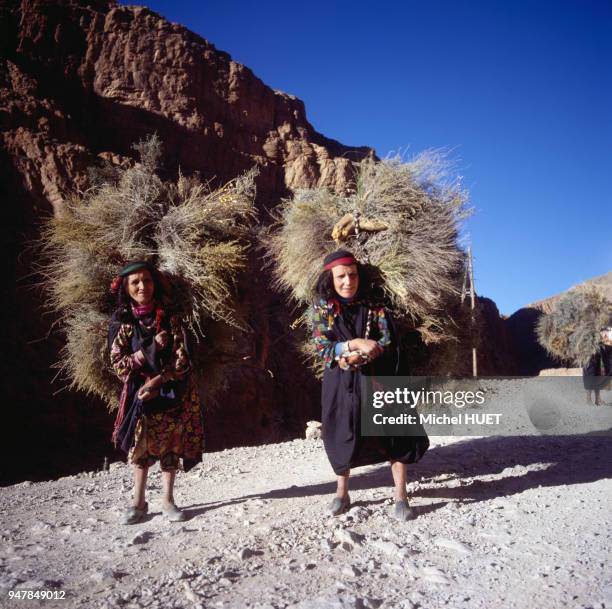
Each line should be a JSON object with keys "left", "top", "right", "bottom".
{"left": 39, "top": 135, "right": 257, "bottom": 408}
{"left": 536, "top": 289, "right": 612, "bottom": 366}
{"left": 263, "top": 153, "right": 474, "bottom": 375}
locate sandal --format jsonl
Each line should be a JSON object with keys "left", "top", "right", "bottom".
{"left": 328, "top": 494, "right": 351, "bottom": 516}
{"left": 121, "top": 501, "right": 148, "bottom": 525}
{"left": 393, "top": 499, "right": 415, "bottom": 521}
{"left": 162, "top": 503, "right": 187, "bottom": 522}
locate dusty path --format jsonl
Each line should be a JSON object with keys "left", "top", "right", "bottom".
{"left": 2, "top": 423, "right": 611, "bottom": 609}
{"left": 0, "top": 372, "right": 612, "bottom": 609}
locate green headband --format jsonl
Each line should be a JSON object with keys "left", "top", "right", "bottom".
{"left": 119, "top": 261, "right": 151, "bottom": 277}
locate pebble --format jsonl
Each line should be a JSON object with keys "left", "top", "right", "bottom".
{"left": 334, "top": 529, "right": 365, "bottom": 547}
{"left": 0, "top": 574, "right": 21, "bottom": 588}
{"left": 182, "top": 581, "right": 200, "bottom": 602}
{"left": 288, "top": 597, "right": 366, "bottom": 609}
{"left": 238, "top": 547, "right": 255, "bottom": 560}
{"left": 342, "top": 565, "right": 361, "bottom": 577}
{"left": 129, "top": 531, "right": 152, "bottom": 545}
{"left": 347, "top": 507, "right": 370, "bottom": 521}
{"left": 371, "top": 539, "right": 400, "bottom": 557}
{"left": 433, "top": 537, "right": 473, "bottom": 555}
{"left": 397, "top": 547, "right": 417, "bottom": 559}
{"left": 321, "top": 538, "right": 336, "bottom": 551}
{"left": 394, "top": 601, "right": 417, "bottom": 609}
{"left": 420, "top": 566, "right": 451, "bottom": 585}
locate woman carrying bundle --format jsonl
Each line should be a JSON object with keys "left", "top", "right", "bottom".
{"left": 108, "top": 261, "right": 204, "bottom": 524}
{"left": 311, "top": 250, "right": 429, "bottom": 520}
{"left": 583, "top": 326, "right": 612, "bottom": 406}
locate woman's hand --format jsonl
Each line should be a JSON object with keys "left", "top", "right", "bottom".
{"left": 155, "top": 330, "right": 169, "bottom": 349}
{"left": 349, "top": 338, "right": 384, "bottom": 360}
{"left": 338, "top": 357, "right": 351, "bottom": 370}
{"left": 339, "top": 348, "right": 378, "bottom": 370}
{"left": 137, "top": 371, "right": 172, "bottom": 401}
{"left": 346, "top": 353, "right": 365, "bottom": 366}
{"left": 339, "top": 354, "right": 365, "bottom": 370}
{"left": 137, "top": 382, "right": 158, "bottom": 401}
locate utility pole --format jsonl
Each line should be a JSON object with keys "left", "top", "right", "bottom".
{"left": 461, "top": 247, "right": 477, "bottom": 377}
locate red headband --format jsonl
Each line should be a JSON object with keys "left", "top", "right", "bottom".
{"left": 323, "top": 256, "right": 357, "bottom": 271}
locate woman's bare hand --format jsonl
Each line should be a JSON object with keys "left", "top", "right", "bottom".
{"left": 346, "top": 353, "right": 365, "bottom": 366}
{"left": 338, "top": 358, "right": 350, "bottom": 370}
{"left": 137, "top": 383, "right": 157, "bottom": 401}
{"left": 155, "top": 330, "right": 169, "bottom": 348}
{"left": 349, "top": 338, "right": 384, "bottom": 359}
{"left": 137, "top": 373, "right": 166, "bottom": 400}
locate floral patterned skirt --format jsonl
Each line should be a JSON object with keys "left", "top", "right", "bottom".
{"left": 128, "top": 377, "right": 204, "bottom": 471}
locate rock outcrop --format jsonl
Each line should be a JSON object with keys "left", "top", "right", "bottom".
{"left": 1, "top": 0, "right": 373, "bottom": 206}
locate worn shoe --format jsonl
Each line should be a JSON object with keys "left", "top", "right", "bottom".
{"left": 328, "top": 494, "right": 351, "bottom": 516}
{"left": 121, "top": 501, "right": 148, "bottom": 525}
{"left": 162, "top": 503, "right": 187, "bottom": 522}
{"left": 393, "top": 499, "right": 415, "bottom": 521}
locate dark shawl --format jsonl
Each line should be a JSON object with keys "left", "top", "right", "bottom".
{"left": 321, "top": 301, "right": 429, "bottom": 475}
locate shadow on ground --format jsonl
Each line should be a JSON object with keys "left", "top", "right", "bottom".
{"left": 182, "top": 433, "right": 612, "bottom": 518}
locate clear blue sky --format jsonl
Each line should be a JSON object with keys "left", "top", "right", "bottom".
{"left": 127, "top": 0, "right": 612, "bottom": 315}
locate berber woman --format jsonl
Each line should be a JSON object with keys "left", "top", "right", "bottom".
{"left": 108, "top": 261, "right": 204, "bottom": 524}
{"left": 310, "top": 250, "right": 429, "bottom": 520}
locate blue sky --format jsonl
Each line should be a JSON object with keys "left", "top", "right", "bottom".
{"left": 128, "top": 0, "right": 611, "bottom": 315}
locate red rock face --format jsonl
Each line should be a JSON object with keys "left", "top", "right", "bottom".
{"left": 1, "top": 0, "right": 375, "bottom": 483}
{"left": 2, "top": 0, "right": 373, "bottom": 206}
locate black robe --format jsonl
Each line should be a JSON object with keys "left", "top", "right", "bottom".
{"left": 321, "top": 302, "right": 429, "bottom": 475}
{"left": 582, "top": 344, "right": 612, "bottom": 390}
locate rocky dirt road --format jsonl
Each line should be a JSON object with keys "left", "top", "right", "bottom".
{"left": 2, "top": 400, "right": 611, "bottom": 609}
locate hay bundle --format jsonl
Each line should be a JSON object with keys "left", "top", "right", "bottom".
{"left": 536, "top": 289, "right": 612, "bottom": 367}
{"left": 39, "top": 135, "right": 257, "bottom": 407}
{"left": 263, "top": 152, "right": 471, "bottom": 371}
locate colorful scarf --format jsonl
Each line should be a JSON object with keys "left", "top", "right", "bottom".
{"left": 131, "top": 302, "right": 155, "bottom": 317}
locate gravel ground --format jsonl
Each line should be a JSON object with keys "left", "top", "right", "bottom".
{"left": 1, "top": 381, "right": 611, "bottom": 609}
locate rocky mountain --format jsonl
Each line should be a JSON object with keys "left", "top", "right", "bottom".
{"left": 526, "top": 271, "right": 612, "bottom": 314}
{"left": 0, "top": 0, "right": 374, "bottom": 485}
